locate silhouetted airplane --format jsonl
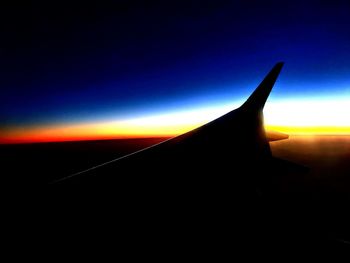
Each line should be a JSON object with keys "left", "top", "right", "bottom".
{"left": 55, "top": 62, "right": 300, "bottom": 186}
{"left": 51, "top": 62, "right": 348, "bottom": 255}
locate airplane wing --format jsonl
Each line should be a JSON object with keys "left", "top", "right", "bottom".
{"left": 53, "top": 62, "right": 304, "bottom": 189}
{"left": 49, "top": 62, "right": 348, "bottom": 253}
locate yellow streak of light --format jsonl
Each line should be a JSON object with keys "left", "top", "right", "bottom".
{"left": 265, "top": 125, "right": 350, "bottom": 135}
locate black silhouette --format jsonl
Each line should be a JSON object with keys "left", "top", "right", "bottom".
{"left": 56, "top": 62, "right": 297, "bottom": 186}
{"left": 50, "top": 62, "right": 349, "bottom": 255}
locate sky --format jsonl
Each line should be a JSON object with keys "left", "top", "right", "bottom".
{"left": 1, "top": 0, "right": 350, "bottom": 143}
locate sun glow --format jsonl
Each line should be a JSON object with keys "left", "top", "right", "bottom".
{"left": 264, "top": 98, "right": 350, "bottom": 134}
{"left": 264, "top": 99, "right": 350, "bottom": 127}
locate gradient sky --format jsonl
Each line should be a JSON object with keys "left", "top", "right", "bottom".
{"left": 1, "top": 1, "right": 350, "bottom": 143}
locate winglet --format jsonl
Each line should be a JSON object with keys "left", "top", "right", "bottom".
{"left": 241, "top": 62, "right": 284, "bottom": 112}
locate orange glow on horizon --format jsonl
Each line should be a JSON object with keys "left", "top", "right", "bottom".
{"left": 1, "top": 121, "right": 350, "bottom": 144}
{"left": 0, "top": 121, "right": 197, "bottom": 144}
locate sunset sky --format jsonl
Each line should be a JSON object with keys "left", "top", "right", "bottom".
{"left": 1, "top": 1, "right": 350, "bottom": 143}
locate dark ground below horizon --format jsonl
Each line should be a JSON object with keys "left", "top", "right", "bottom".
{"left": 2, "top": 135, "right": 350, "bottom": 247}
{"left": 270, "top": 135, "right": 350, "bottom": 195}
{"left": 0, "top": 135, "right": 349, "bottom": 190}
{"left": 0, "top": 137, "right": 170, "bottom": 185}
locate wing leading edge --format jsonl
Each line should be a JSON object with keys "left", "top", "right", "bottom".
{"left": 52, "top": 63, "right": 339, "bottom": 254}
{"left": 55, "top": 62, "right": 288, "bottom": 184}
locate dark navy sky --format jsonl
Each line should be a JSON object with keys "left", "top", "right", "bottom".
{"left": 1, "top": 0, "right": 350, "bottom": 127}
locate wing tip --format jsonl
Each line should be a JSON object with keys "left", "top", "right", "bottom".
{"left": 241, "top": 62, "right": 284, "bottom": 111}
{"left": 274, "top": 62, "right": 285, "bottom": 72}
